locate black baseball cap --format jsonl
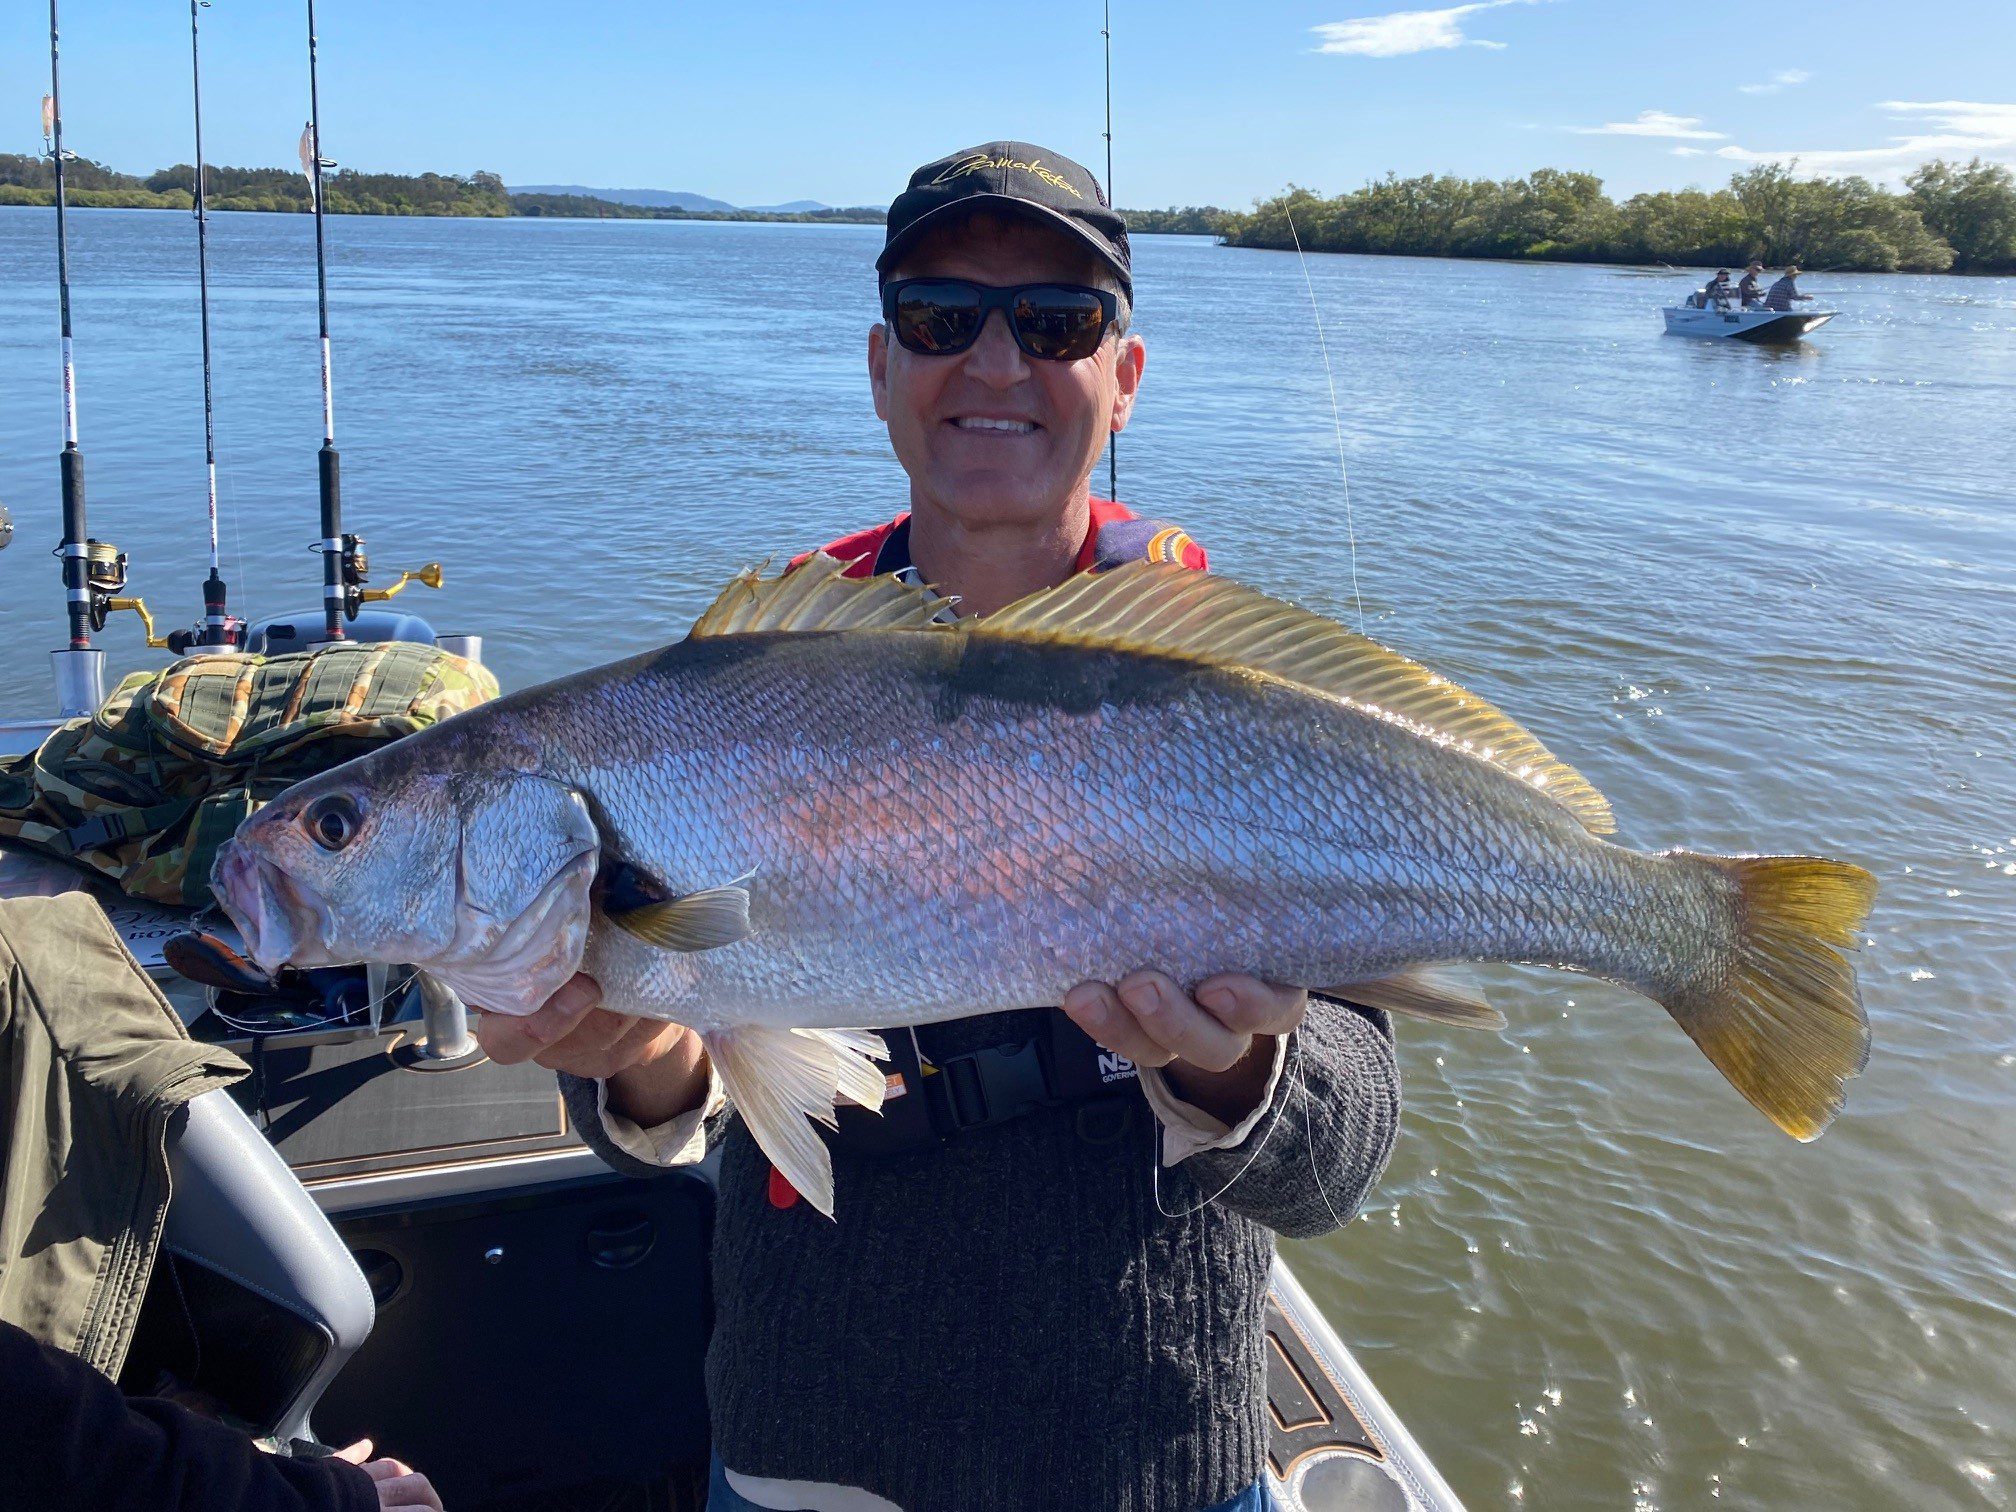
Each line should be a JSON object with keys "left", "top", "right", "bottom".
{"left": 877, "top": 141, "right": 1131, "bottom": 299}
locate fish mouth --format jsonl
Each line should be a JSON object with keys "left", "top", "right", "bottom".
{"left": 212, "top": 839, "right": 335, "bottom": 974}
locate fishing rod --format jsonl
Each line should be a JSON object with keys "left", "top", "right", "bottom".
{"left": 1101, "top": 0, "right": 1117, "bottom": 502}
{"left": 297, "top": 0, "right": 441, "bottom": 637}
{"left": 303, "top": 0, "right": 345, "bottom": 640}
{"left": 187, "top": 0, "right": 244, "bottom": 650}
{"left": 44, "top": 0, "right": 164, "bottom": 715}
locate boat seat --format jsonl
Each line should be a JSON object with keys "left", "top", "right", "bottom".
{"left": 119, "top": 1088, "right": 374, "bottom": 1447}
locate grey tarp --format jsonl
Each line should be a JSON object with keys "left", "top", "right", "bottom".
{"left": 0, "top": 893, "right": 247, "bottom": 1376}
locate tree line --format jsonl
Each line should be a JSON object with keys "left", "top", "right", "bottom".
{"left": 0, "top": 155, "right": 880, "bottom": 223}
{"left": 8, "top": 152, "right": 2013, "bottom": 271}
{"left": 1147, "top": 160, "right": 2016, "bottom": 273}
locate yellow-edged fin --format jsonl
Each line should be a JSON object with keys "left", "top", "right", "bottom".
{"left": 1327, "top": 964, "right": 1506, "bottom": 1030}
{"left": 1661, "top": 853, "right": 1875, "bottom": 1141}
{"left": 608, "top": 879, "right": 755, "bottom": 951}
{"left": 689, "top": 551, "right": 948, "bottom": 638}
{"left": 975, "top": 563, "right": 1615, "bottom": 835}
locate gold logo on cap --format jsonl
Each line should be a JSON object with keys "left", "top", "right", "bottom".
{"left": 931, "top": 153, "right": 1084, "bottom": 200}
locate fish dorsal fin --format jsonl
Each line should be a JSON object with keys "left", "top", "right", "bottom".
{"left": 976, "top": 562, "right": 1616, "bottom": 835}
{"left": 690, "top": 551, "right": 948, "bottom": 638}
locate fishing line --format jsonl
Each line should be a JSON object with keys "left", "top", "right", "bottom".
{"left": 1150, "top": 1048, "right": 1293, "bottom": 1220}
{"left": 1101, "top": 0, "right": 1118, "bottom": 502}
{"left": 202, "top": 967, "right": 410, "bottom": 1037}
{"left": 1298, "top": 1053, "right": 1351, "bottom": 1233}
{"left": 1284, "top": 203, "right": 1367, "bottom": 636}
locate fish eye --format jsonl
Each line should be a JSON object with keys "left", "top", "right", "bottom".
{"left": 302, "top": 793, "right": 364, "bottom": 852}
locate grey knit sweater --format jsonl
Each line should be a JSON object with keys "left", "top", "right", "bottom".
{"left": 560, "top": 1000, "right": 1399, "bottom": 1512}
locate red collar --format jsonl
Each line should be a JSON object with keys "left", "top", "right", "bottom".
{"left": 800, "top": 498, "right": 1138, "bottom": 580}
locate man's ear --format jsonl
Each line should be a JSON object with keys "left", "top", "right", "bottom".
{"left": 868, "top": 322, "right": 891, "bottom": 421}
{"left": 1109, "top": 334, "right": 1146, "bottom": 434}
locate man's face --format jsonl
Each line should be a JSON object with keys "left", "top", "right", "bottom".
{"left": 869, "top": 212, "right": 1145, "bottom": 527}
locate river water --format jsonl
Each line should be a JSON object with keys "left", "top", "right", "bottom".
{"left": 2, "top": 209, "right": 2013, "bottom": 1509}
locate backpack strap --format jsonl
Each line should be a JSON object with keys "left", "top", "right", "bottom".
{"left": 42, "top": 797, "right": 199, "bottom": 858}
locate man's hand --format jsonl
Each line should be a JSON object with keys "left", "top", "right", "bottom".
{"left": 334, "top": 1440, "right": 445, "bottom": 1511}
{"left": 469, "top": 974, "right": 709, "bottom": 1127}
{"left": 1061, "top": 971, "right": 1307, "bottom": 1125}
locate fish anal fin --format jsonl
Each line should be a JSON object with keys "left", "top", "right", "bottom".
{"left": 609, "top": 878, "right": 755, "bottom": 952}
{"left": 979, "top": 563, "right": 1615, "bottom": 836}
{"left": 689, "top": 552, "right": 947, "bottom": 638}
{"left": 1325, "top": 964, "right": 1506, "bottom": 1030}
{"left": 702, "top": 1026, "right": 890, "bottom": 1219}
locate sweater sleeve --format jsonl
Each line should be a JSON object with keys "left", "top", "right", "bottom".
{"left": 558, "top": 1067, "right": 732, "bottom": 1179}
{"left": 1166, "top": 998, "right": 1401, "bottom": 1240}
{"left": 0, "top": 1319, "right": 376, "bottom": 1512}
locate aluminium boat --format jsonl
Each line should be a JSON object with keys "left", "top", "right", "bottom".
{"left": 1662, "top": 303, "right": 1836, "bottom": 342}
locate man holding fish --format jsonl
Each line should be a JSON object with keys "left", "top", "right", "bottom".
{"left": 478, "top": 143, "right": 1398, "bottom": 1512}
{"left": 215, "top": 142, "right": 1871, "bottom": 1512}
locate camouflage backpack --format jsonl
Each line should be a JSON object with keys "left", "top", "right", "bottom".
{"left": 0, "top": 641, "right": 497, "bottom": 909}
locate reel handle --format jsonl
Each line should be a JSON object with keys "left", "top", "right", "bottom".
{"left": 357, "top": 561, "right": 443, "bottom": 605}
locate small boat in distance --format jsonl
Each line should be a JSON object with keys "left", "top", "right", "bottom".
{"left": 1662, "top": 303, "right": 1836, "bottom": 342}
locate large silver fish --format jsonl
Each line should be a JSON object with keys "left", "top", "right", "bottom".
{"left": 212, "top": 556, "right": 1875, "bottom": 1215}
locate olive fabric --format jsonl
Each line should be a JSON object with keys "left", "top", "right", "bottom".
{"left": 0, "top": 894, "right": 247, "bottom": 1375}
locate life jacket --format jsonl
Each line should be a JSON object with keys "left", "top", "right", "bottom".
{"left": 790, "top": 496, "right": 1207, "bottom": 580}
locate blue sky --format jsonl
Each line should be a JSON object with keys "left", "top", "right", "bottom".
{"left": 7, "top": 0, "right": 2013, "bottom": 207}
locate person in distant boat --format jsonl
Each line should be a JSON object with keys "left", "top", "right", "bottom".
{"left": 1701, "top": 269, "right": 1734, "bottom": 309}
{"left": 1763, "top": 265, "right": 1813, "bottom": 312}
{"left": 1738, "top": 261, "right": 1767, "bottom": 308}
{"left": 473, "top": 141, "right": 1400, "bottom": 1512}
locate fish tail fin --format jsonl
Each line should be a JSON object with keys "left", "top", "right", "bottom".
{"left": 1661, "top": 853, "right": 1876, "bottom": 1141}
{"left": 702, "top": 1025, "right": 887, "bottom": 1220}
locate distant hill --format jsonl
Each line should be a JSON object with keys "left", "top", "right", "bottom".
{"left": 509, "top": 184, "right": 737, "bottom": 212}
{"left": 743, "top": 200, "right": 828, "bottom": 214}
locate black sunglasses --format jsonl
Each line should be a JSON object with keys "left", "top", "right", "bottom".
{"left": 881, "top": 278, "right": 1120, "bottom": 363}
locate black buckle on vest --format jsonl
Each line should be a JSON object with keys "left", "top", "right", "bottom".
{"left": 926, "top": 1039, "right": 1052, "bottom": 1133}
{"left": 827, "top": 1012, "right": 1138, "bottom": 1156}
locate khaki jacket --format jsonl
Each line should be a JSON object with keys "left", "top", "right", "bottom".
{"left": 0, "top": 894, "right": 245, "bottom": 1375}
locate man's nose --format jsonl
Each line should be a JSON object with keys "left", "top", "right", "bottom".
{"left": 961, "top": 308, "right": 1030, "bottom": 386}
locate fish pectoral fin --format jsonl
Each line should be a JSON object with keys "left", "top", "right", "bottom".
{"left": 608, "top": 876, "right": 756, "bottom": 951}
{"left": 1325, "top": 964, "right": 1506, "bottom": 1031}
{"left": 702, "top": 1026, "right": 890, "bottom": 1219}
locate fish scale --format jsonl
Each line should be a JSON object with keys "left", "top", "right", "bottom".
{"left": 212, "top": 556, "right": 1876, "bottom": 1215}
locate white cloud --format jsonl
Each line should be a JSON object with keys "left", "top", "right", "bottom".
{"left": 1713, "top": 99, "right": 2016, "bottom": 176}
{"left": 1311, "top": 0, "right": 1536, "bottom": 58}
{"left": 1738, "top": 68, "right": 1812, "bottom": 95}
{"left": 1671, "top": 146, "right": 1707, "bottom": 157}
{"left": 1572, "top": 110, "right": 1726, "bottom": 140}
